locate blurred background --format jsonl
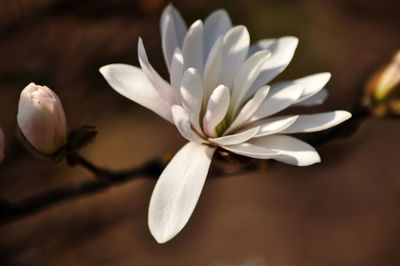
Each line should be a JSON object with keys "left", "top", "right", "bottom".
{"left": 0, "top": 0, "right": 400, "bottom": 265}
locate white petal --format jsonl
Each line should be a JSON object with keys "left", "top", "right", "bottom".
{"left": 293, "top": 73, "right": 331, "bottom": 104}
{"left": 222, "top": 142, "right": 279, "bottom": 159}
{"left": 226, "top": 85, "right": 270, "bottom": 133}
{"left": 171, "top": 105, "right": 204, "bottom": 143}
{"left": 280, "top": 111, "right": 352, "bottom": 134}
{"left": 170, "top": 48, "right": 184, "bottom": 100}
{"left": 160, "top": 5, "right": 187, "bottom": 71}
{"left": 100, "top": 64, "right": 172, "bottom": 122}
{"left": 294, "top": 88, "right": 328, "bottom": 106}
{"left": 209, "top": 126, "right": 260, "bottom": 146}
{"left": 203, "top": 36, "right": 224, "bottom": 103}
{"left": 203, "top": 85, "right": 230, "bottom": 137}
{"left": 230, "top": 50, "right": 271, "bottom": 115}
{"left": 250, "top": 83, "right": 303, "bottom": 121}
{"left": 251, "top": 115, "right": 299, "bottom": 137}
{"left": 148, "top": 142, "right": 216, "bottom": 243}
{"left": 246, "top": 37, "right": 299, "bottom": 98}
{"left": 249, "top": 135, "right": 321, "bottom": 166}
{"left": 219, "top": 26, "right": 250, "bottom": 88}
{"left": 180, "top": 68, "right": 204, "bottom": 134}
{"left": 138, "top": 38, "right": 176, "bottom": 104}
{"left": 183, "top": 20, "right": 204, "bottom": 74}
{"left": 203, "top": 9, "right": 232, "bottom": 62}
{"left": 160, "top": 5, "right": 187, "bottom": 43}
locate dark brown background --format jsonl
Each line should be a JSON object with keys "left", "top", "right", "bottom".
{"left": 0, "top": 0, "right": 400, "bottom": 265}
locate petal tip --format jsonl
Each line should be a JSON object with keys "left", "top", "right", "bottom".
{"left": 336, "top": 110, "right": 352, "bottom": 121}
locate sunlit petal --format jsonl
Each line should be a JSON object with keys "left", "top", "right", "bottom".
{"left": 149, "top": 142, "right": 216, "bottom": 243}
{"left": 100, "top": 64, "right": 172, "bottom": 122}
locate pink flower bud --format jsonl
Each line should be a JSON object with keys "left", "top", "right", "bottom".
{"left": 17, "top": 83, "right": 67, "bottom": 155}
{"left": 0, "top": 127, "right": 5, "bottom": 163}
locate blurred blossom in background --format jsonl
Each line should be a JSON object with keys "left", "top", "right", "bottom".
{"left": 0, "top": 0, "right": 400, "bottom": 265}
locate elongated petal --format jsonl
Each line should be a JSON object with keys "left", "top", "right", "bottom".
{"left": 148, "top": 142, "right": 216, "bottom": 243}
{"left": 160, "top": 5, "right": 187, "bottom": 71}
{"left": 249, "top": 135, "right": 321, "bottom": 166}
{"left": 203, "top": 85, "right": 230, "bottom": 137}
{"left": 100, "top": 64, "right": 172, "bottom": 122}
{"left": 138, "top": 38, "right": 176, "bottom": 104}
{"left": 227, "top": 85, "right": 270, "bottom": 133}
{"left": 219, "top": 26, "right": 250, "bottom": 88}
{"left": 230, "top": 50, "right": 271, "bottom": 115}
{"left": 250, "top": 83, "right": 303, "bottom": 121}
{"left": 170, "top": 48, "right": 184, "bottom": 100}
{"left": 222, "top": 142, "right": 279, "bottom": 159}
{"left": 171, "top": 105, "right": 204, "bottom": 143}
{"left": 251, "top": 115, "right": 299, "bottom": 137}
{"left": 209, "top": 126, "right": 259, "bottom": 145}
{"left": 203, "top": 9, "right": 232, "bottom": 62}
{"left": 183, "top": 20, "right": 204, "bottom": 74}
{"left": 247, "top": 37, "right": 299, "bottom": 98}
{"left": 280, "top": 111, "right": 352, "bottom": 134}
{"left": 294, "top": 73, "right": 331, "bottom": 103}
{"left": 160, "top": 5, "right": 187, "bottom": 43}
{"left": 180, "top": 68, "right": 204, "bottom": 134}
{"left": 294, "top": 88, "right": 328, "bottom": 106}
{"left": 203, "top": 36, "right": 224, "bottom": 103}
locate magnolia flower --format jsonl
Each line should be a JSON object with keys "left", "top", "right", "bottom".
{"left": 100, "top": 5, "right": 351, "bottom": 243}
{"left": 17, "top": 83, "right": 67, "bottom": 155}
{"left": 0, "top": 127, "right": 5, "bottom": 163}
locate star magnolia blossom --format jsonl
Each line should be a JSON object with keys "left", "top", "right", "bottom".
{"left": 100, "top": 5, "right": 351, "bottom": 243}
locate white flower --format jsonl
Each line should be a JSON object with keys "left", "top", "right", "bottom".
{"left": 17, "top": 83, "right": 67, "bottom": 155}
{"left": 100, "top": 5, "right": 351, "bottom": 243}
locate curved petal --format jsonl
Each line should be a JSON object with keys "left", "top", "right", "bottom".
{"left": 222, "top": 142, "right": 279, "bottom": 159}
{"left": 203, "top": 36, "right": 224, "bottom": 104}
{"left": 170, "top": 48, "right": 184, "bottom": 100}
{"left": 294, "top": 88, "right": 328, "bottom": 106}
{"left": 246, "top": 37, "right": 299, "bottom": 98}
{"left": 100, "top": 64, "right": 172, "bottom": 122}
{"left": 180, "top": 68, "right": 204, "bottom": 134}
{"left": 171, "top": 105, "right": 204, "bottom": 143}
{"left": 160, "top": 5, "right": 187, "bottom": 71}
{"left": 293, "top": 73, "right": 331, "bottom": 104}
{"left": 250, "top": 135, "right": 321, "bottom": 166}
{"left": 203, "top": 9, "right": 232, "bottom": 62}
{"left": 219, "top": 26, "right": 250, "bottom": 88}
{"left": 250, "top": 83, "right": 303, "bottom": 121}
{"left": 280, "top": 111, "right": 352, "bottom": 134}
{"left": 227, "top": 85, "right": 270, "bottom": 133}
{"left": 148, "top": 142, "right": 216, "bottom": 243}
{"left": 251, "top": 115, "right": 299, "bottom": 137}
{"left": 138, "top": 38, "right": 176, "bottom": 104}
{"left": 230, "top": 50, "right": 271, "bottom": 115}
{"left": 203, "top": 85, "right": 230, "bottom": 137}
{"left": 210, "top": 126, "right": 259, "bottom": 146}
{"left": 183, "top": 20, "right": 204, "bottom": 74}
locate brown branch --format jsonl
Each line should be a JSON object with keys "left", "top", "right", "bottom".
{"left": 0, "top": 158, "right": 164, "bottom": 225}
{"left": 0, "top": 102, "right": 368, "bottom": 226}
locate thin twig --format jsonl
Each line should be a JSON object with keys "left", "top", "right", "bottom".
{"left": 0, "top": 102, "right": 368, "bottom": 225}
{"left": 0, "top": 158, "right": 164, "bottom": 225}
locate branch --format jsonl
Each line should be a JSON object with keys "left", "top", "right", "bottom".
{"left": 0, "top": 103, "right": 368, "bottom": 225}
{"left": 0, "top": 158, "right": 164, "bottom": 224}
